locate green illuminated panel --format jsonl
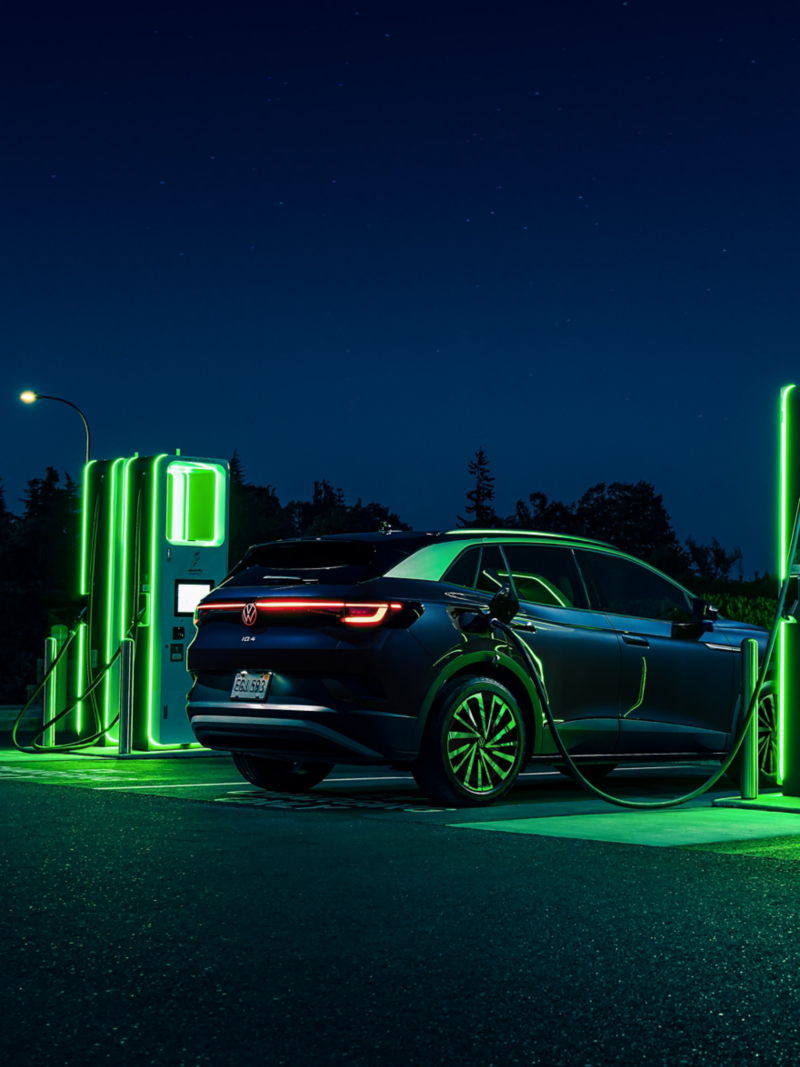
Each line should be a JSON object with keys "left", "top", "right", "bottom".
{"left": 166, "top": 461, "right": 226, "bottom": 546}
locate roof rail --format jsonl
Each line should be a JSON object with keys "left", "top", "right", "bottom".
{"left": 443, "top": 528, "right": 617, "bottom": 550}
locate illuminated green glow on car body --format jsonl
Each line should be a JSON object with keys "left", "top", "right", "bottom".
{"left": 444, "top": 528, "right": 617, "bottom": 548}
{"left": 384, "top": 539, "right": 488, "bottom": 581}
{"left": 624, "top": 656, "right": 647, "bottom": 718}
{"left": 514, "top": 572, "right": 568, "bottom": 607}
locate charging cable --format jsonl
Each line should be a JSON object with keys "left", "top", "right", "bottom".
{"left": 488, "top": 502, "right": 800, "bottom": 810}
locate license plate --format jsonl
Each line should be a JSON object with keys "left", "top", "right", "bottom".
{"left": 230, "top": 671, "right": 272, "bottom": 701}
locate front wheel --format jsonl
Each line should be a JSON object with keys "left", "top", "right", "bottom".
{"left": 725, "top": 683, "right": 778, "bottom": 789}
{"left": 412, "top": 676, "right": 526, "bottom": 808}
{"left": 232, "top": 752, "right": 334, "bottom": 792}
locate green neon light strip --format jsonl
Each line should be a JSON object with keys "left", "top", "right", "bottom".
{"left": 104, "top": 459, "right": 124, "bottom": 741}
{"left": 779, "top": 385, "right": 796, "bottom": 781}
{"left": 148, "top": 455, "right": 171, "bottom": 747}
{"left": 77, "top": 460, "right": 97, "bottom": 733}
{"left": 120, "top": 459, "right": 135, "bottom": 637}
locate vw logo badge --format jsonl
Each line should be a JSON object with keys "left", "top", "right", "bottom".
{"left": 242, "top": 603, "right": 258, "bottom": 627}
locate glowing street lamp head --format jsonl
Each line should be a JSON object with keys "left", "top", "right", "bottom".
{"left": 20, "top": 390, "right": 37, "bottom": 404}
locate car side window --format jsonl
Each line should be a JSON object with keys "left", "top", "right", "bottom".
{"left": 502, "top": 544, "right": 588, "bottom": 609}
{"left": 475, "top": 544, "right": 510, "bottom": 594}
{"left": 577, "top": 550, "right": 691, "bottom": 621}
{"left": 441, "top": 546, "right": 481, "bottom": 589}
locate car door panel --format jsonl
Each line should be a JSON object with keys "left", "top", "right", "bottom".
{"left": 607, "top": 612, "right": 734, "bottom": 753}
{"left": 575, "top": 549, "right": 736, "bottom": 756}
{"left": 500, "top": 543, "right": 622, "bottom": 757}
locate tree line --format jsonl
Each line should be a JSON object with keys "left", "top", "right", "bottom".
{"left": 0, "top": 449, "right": 774, "bottom": 704}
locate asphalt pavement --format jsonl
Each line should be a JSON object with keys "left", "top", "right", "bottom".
{"left": 3, "top": 753, "right": 800, "bottom": 1066}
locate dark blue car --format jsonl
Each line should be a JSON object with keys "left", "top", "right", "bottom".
{"left": 186, "top": 530, "right": 774, "bottom": 807}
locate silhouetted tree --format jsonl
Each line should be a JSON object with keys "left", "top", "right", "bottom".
{"left": 573, "top": 481, "right": 678, "bottom": 559}
{"left": 229, "top": 458, "right": 410, "bottom": 561}
{"left": 458, "top": 447, "right": 498, "bottom": 527}
{"left": 227, "top": 451, "right": 293, "bottom": 566}
{"left": 684, "top": 535, "right": 743, "bottom": 582}
{"left": 510, "top": 491, "right": 579, "bottom": 535}
{"left": 505, "top": 478, "right": 726, "bottom": 584}
{"left": 0, "top": 469, "right": 80, "bottom": 703}
{"left": 286, "top": 479, "right": 409, "bottom": 536}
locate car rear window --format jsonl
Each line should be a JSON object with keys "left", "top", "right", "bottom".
{"left": 224, "top": 537, "right": 432, "bottom": 587}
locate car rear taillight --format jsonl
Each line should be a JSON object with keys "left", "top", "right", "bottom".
{"left": 195, "top": 599, "right": 404, "bottom": 627}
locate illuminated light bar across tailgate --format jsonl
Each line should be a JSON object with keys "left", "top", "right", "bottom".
{"left": 195, "top": 600, "right": 403, "bottom": 626}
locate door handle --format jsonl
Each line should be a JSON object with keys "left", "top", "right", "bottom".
{"left": 622, "top": 634, "right": 649, "bottom": 647}
{"left": 511, "top": 619, "right": 537, "bottom": 632}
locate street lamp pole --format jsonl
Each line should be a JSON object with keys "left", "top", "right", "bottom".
{"left": 20, "top": 392, "right": 91, "bottom": 464}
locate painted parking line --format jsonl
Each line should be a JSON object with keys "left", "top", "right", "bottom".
{"left": 94, "top": 781, "right": 245, "bottom": 790}
{"left": 215, "top": 790, "right": 453, "bottom": 812}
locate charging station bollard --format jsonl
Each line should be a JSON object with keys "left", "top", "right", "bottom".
{"left": 118, "top": 638, "right": 135, "bottom": 756}
{"left": 42, "top": 637, "right": 57, "bottom": 748}
{"left": 740, "top": 637, "right": 760, "bottom": 800}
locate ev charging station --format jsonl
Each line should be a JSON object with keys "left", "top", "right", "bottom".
{"left": 777, "top": 385, "right": 800, "bottom": 796}
{"left": 40, "top": 453, "right": 229, "bottom": 753}
{"left": 714, "top": 382, "right": 800, "bottom": 812}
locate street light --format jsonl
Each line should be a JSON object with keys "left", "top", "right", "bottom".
{"left": 20, "top": 391, "right": 92, "bottom": 464}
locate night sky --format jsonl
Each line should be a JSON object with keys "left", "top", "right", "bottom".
{"left": 3, "top": 2, "right": 798, "bottom": 575}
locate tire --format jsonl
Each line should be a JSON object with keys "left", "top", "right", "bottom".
{"left": 555, "top": 762, "right": 617, "bottom": 783}
{"left": 412, "top": 676, "right": 526, "bottom": 808}
{"left": 725, "top": 682, "right": 779, "bottom": 789}
{"left": 232, "top": 752, "right": 334, "bottom": 792}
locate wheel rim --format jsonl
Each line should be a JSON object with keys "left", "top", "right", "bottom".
{"left": 446, "top": 690, "right": 521, "bottom": 794}
{"left": 758, "top": 690, "right": 778, "bottom": 778}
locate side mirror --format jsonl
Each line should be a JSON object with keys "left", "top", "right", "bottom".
{"left": 691, "top": 598, "right": 718, "bottom": 624}
{"left": 672, "top": 599, "right": 716, "bottom": 640}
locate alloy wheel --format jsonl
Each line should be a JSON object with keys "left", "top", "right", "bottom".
{"left": 758, "top": 689, "right": 778, "bottom": 778}
{"left": 446, "top": 690, "right": 521, "bottom": 794}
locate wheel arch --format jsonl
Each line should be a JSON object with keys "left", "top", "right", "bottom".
{"left": 414, "top": 651, "right": 542, "bottom": 760}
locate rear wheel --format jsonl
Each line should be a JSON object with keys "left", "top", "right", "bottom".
{"left": 412, "top": 676, "right": 526, "bottom": 808}
{"left": 232, "top": 752, "right": 334, "bottom": 792}
{"left": 725, "top": 683, "right": 778, "bottom": 789}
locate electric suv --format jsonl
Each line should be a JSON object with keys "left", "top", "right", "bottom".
{"left": 186, "top": 530, "right": 775, "bottom": 807}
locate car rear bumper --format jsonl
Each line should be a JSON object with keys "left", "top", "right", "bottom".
{"left": 187, "top": 700, "right": 418, "bottom": 764}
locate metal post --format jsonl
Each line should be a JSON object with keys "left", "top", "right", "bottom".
{"left": 42, "top": 637, "right": 57, "bottom": 748}
{"left": 118, "top": 638, "right": 135, "bottom": 755}
{"left": 741, "top": 637, "right": 760, "bottom": 800}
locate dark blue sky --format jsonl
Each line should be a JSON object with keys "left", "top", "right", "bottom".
{"left": 3, "top": 2, "right": 798, "bottom": 574}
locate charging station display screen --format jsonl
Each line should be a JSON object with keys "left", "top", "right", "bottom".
{"left": 175, "top": 580, "right": 214, "bottom": 616}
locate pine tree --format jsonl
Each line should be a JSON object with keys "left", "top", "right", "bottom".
{"left": 458, "top": 447, "right": 498, "bottom": 527}
{"left": 229, "top": 450, "right": 246, "bottom": 486}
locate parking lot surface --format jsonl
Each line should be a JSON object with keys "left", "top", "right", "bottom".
{"left": 4, "top": 748, "right": 800, "bottom": 1066}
